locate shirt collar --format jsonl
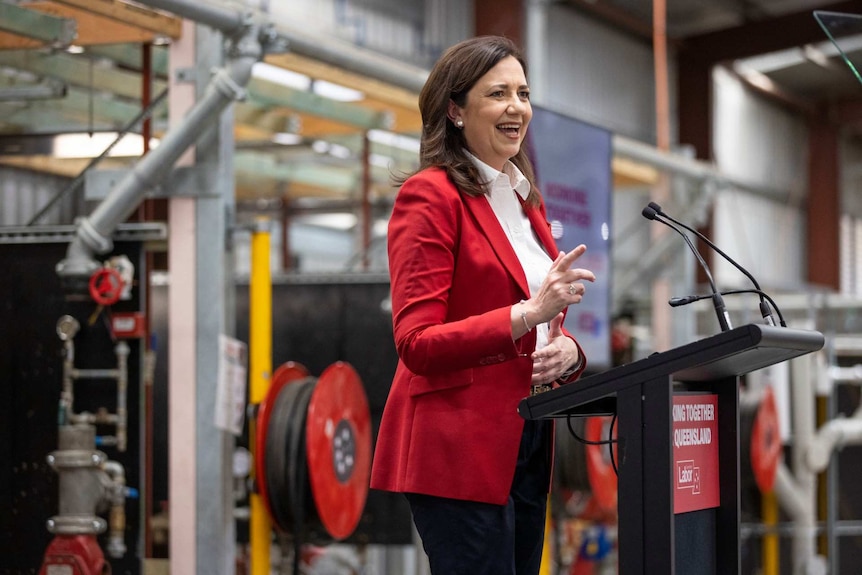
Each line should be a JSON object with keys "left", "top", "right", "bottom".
{"left": 465, "top": 151, "right": 531, "bottom": 201}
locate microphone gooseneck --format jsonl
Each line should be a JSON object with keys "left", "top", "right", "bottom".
{"left": 648, "top": 202, "right": 783, "bottom": 327}
{"left": 642, "top": 205, "right": 732, "bottom": 332}
{"left": 668, "top": 289, "right": 786, "bottom": 327}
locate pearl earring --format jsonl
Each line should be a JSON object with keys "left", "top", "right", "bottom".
{"left": 455, "top": 118, "right": 464, "bottom": 128}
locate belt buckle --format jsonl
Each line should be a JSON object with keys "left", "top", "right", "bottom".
{"left": 530, "top": 383, "right": 552, "bottom": 396}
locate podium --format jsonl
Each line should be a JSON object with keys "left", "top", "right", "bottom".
{"left": 519, "top": 323, "right": 824, "bottom": 574}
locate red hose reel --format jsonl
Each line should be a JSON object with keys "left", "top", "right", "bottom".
{"left": 255, "top": 361, "right": 371, "bottom": 542}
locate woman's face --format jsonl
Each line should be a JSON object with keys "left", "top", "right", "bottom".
{"left": 449, "top": 55, "right": 532, "bottom": 172}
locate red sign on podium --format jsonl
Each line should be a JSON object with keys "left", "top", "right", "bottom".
{"left": 673, "top": 394, "right": 720, "bottom": 514}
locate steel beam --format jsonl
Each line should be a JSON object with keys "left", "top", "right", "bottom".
{"left": 0, "top": 79, "right": 67, "bottom": 102}
{"left": 247, "top": 78, "right": 391, "bottom": 130}
{"left": 87, "top": 44, "right": 170, "bottom": 77}
{"left": 234, "top": 152, "right": 357, "bottom": 192}
{"left": 0, "top": 3, "right": 76, "bottom": 48}
{"left": 0, "top": 51, "right": 167, "bottom": 101}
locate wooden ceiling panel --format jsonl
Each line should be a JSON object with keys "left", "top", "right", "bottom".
{"left": 0, "top": 0, "right": 181, "bottom": 50}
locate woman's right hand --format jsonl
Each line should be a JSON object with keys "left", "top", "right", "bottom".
{"left": 525, "top": 244, "right": 596, "bottom": 325}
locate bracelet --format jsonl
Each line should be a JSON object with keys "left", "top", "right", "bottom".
{"left": 557, "top": 354, "right": 585, "bottom": 382}
{"left": 519, "top": 300, "right": 531, "bottom": 331}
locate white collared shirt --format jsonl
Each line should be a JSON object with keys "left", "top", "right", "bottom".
{"left": 466, "top": 152, "right": 553, "bottom": 350}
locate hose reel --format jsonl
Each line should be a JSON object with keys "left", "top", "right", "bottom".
{"left": 555, "top": 415, "right": 618, "bottom": 516}
{"left": 740, "top": 385, "right": 782, "bottom": 517}
{"left": 255, "top": 361, "right": 371, "bottom": 543}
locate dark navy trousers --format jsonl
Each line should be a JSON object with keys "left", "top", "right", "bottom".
{"left": 405, "top": 419, "right": 552, "bottom": 575}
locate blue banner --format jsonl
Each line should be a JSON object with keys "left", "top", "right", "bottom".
{"left": 527, "top": 107, "right": 612, "bottom": 370}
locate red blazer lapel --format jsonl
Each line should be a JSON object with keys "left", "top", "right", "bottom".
{"left": 462, "top": 192, "right": 531, "bottom": 298}
{"left": 524, "top": 203, "right": 559, "bottom": 260}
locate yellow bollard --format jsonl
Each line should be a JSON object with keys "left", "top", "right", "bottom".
{"left": 540, "top": 494, "right": 554, "bottom": 575}
{"left": 762, "top": 490, "right": 779, "bottom": 575}
{"left": 249, "top": 219, "right": 273, "bottom": 575}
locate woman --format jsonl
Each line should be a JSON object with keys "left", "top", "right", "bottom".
{"left": 371, "top": 35, "right": 596, "bottom": 575}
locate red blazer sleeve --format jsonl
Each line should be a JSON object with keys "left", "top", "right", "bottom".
{"left": 387, "top": 169, "right": 521, "bottom": 376}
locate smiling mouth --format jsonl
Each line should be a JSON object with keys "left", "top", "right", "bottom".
{"left": 497, "top": 124, "right": 521, "bottom": 137}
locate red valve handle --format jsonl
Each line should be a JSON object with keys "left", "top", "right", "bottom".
{"left": 88, "top": 268, "right": 124, "bottom": 306}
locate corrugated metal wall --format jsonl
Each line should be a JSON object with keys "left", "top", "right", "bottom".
{"left": 544, "top": 4, "right": 663, "bottom": 144}
{"left": 0, "top": 166, "right": 80, "bottom": 226}
{"left": 711, "top": 66, "right": 808, "bottom": 290}
{"left": 840, "top": 139, "right": 862, "bottom": 294}
{"left": 267, "top": 0, "right": 472, "bottom": 69}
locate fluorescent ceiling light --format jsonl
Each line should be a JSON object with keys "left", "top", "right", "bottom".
{"left": 327, "top": 142, "right": 352, "bottom": 159}
{"left": 296, "top": 213, "right": 357, "bottom": 230}
{"left": 273, "top": 132, "right": 303, "bottom": 145}
{"left": 733, "top": 64, "right": 777, "bottom": 92}
{"left": 369, "top": 153, "right": 393, "bottom": 168}
{"left": 737, "top": 34, "right": 862, "bottom": 74}
{"left": 252, "top": 63, "right": 364, "bottom": 102}
{"left": 368, "top": 129, "right": 420, "bottom": 153}
{"left": 53, "top": 132, "right": 160, "bottom": 159}
{"left": 312, "top": 79, "right": 364, "bottom": 102}
{"left": 252, "top": 62, "right": 311, "bottom": 90}
{"left": 311, "top": 140, "right": 353, "bottom": 159}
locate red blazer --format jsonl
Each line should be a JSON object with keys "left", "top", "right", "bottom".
{"left": 370, "top": 167, "right": 586, "bottom": 505}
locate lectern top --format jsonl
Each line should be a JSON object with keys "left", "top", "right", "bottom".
{"left": 519, "top": 323, "right": 824, "bottom": 420}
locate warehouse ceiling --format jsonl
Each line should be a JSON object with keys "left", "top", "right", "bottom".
{"left": 0, "top": 0, "right": 860, "bottom": 216}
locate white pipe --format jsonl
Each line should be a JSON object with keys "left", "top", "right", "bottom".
{"left": 806, "top": 395, "right": 862, "bottom": 471}
{"left": 773, "top": 462, "right": 809, "bottom": 525}
{"left": 807, "top": 416, "right": 862, "bottom": 472}
{"left": 57, "top": 30, "right": 262, "bottom": 279}
{"left": 787, "top": 354, "right": 820, "bottom": 573}
{"left": 827, "top": 364, "right": 862, "bottom": 384}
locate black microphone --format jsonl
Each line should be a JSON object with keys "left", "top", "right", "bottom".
{"left": 669, "top": 289, "right": 786, "bottom": 327}
{"left": 648, "top": 202, "right": 782, "bottom": 327}
{"left": 642, "top": 204, "right": 732, "bottom": 332}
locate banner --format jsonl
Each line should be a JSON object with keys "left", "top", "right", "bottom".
{"left": 673, "top": 393, "right": 720, "bottom": 514}
{"left": 527, "top": 107, "right": 612, "bottom": 369}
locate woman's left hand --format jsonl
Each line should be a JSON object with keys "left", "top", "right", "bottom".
{"left": 530, "top": 313, "right": 579, "bottom": 384}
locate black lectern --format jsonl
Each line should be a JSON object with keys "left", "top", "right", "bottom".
{"left": 519, "top": 323, "right": 824, "bottom": 574}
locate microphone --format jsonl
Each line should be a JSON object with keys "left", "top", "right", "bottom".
{"left": 669, "top": 289, "right": 786, "bottom": 327}
{"left": 642, "top": 204, "right": 732, "bottom": 332}
{"left": 647, "top": 202, "right": 782, "bottom": 327}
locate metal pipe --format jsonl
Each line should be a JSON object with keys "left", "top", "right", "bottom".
{"left": 807, "top": 414, "right": 862, "bottom": 472}
{"left": 115, "top": 341, "right": 129, "bottom": 452}
{"left": 102, "top": 460, "right": 128, "bottom": 558}
{"left": 131, "top": 0, "right": 249, "bottom": 35}
{"left": 774, "top": 463, "right": 809, "bottom": 526}
{"left": 60, "top": 338, "right": 75, "bottom": 425}
{"left": 360, "top": 132, "right": 371, "bottom": 270}
{"left": 271, "top": 23, "right": 427, "bottom": 93}
{"left": 57, "top": 31, "right": 262, "bottom": 279}
{"left": 134, "top": 0, "right": 428, "bottom": 93}
{"left": 612, "top": 134, "right": 794, "bottom": 202}
{"left": 789, "top": 354, "right": 819, "bottom": 573}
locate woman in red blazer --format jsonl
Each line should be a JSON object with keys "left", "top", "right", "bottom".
{"left": 371, "top": 36, "right": 596, "bottom": 575}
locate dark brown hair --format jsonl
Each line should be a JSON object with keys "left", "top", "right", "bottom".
{"left": 398, "top": 35, "right": 540, "bottom": 206}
